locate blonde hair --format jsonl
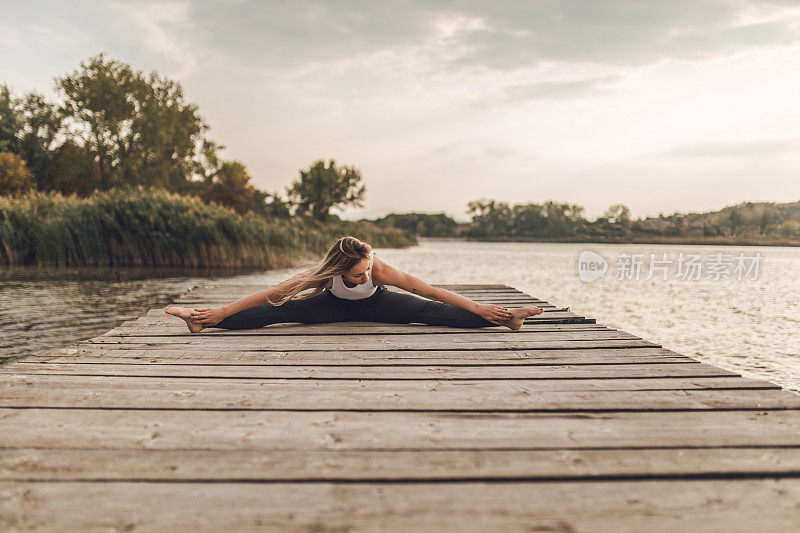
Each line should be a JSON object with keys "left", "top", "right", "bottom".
{"left": 267, "top": 236, "right": 372, "bottom": 306}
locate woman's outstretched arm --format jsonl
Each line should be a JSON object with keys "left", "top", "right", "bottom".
{"left": 373, "top": 257, "right": 512, "bottom": 325}
{"left": 190, "top": 274, "right": 317, "bottom": 326}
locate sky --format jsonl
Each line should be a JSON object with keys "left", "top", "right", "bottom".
{"left": 3, "top": 0, "right": 800, "bottom": 222}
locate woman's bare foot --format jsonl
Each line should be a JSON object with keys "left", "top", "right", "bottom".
{"left": 500, "top": 306, "right": 544, "bottom": 331}
{"left": 165, "top": 306, "right": 205, "bottom": 333}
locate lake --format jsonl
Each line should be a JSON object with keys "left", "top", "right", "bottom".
{"left": 2, "top": 239, "right": 798, "bottom": 391}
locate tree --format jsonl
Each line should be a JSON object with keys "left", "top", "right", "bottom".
{"left": 0, "top": 85, "right": 23, "bottom": 154}
{"left": 257, "top": 191, "right": 292, "bottom": 219}
{"left": 466, "top": 199, "right": 513, "bottom": 236}
{"left": 41, "top": 141, "right": 102, "bottom": 196}
{"left": 57, "top": 54, "right": 136, "bottom": 189}
{"left": 286, "top": 159, "right": 366, "bottom": 221}
{"left": 200, "top": 160, "right": 259, "bottom": 214}
{"left": 130, "top": 71, "right": 207, "bottom": 193}
{"left": 373, "top": 213, "right": 458, "bottom": 237}
{"left": 0, "top": 152, "right": 35, "bottom": 196}
{"left": 541, "top": 200, "right": 585, "bottom": 237}
{"left": 602, "top": 204, "right": 631, "bottom": 226}
{"left": 0, "top": 86, "right": 64, "bottom": 189}
{"left": 57, "top": 53, "right": 211, "bottom": 192}
{"left": 777, "top": 220, "right": 800, "bottom": 238}
{"left": 19, "top": 92, "right": 62, "bottom": 184}
{"left": 511, "top": 203, "right": 546, "bottom": 235}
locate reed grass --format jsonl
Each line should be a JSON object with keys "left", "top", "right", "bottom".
{"left": 0, "top": 189, "right": 415, "bottom": 268}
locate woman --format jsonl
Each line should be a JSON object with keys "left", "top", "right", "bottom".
{"left": 165, "top": 236, "right": 543, "bottom": 332}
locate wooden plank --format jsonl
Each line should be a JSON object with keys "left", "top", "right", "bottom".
{"left": 0, "top": 373, "right": 769, "bottom": 390}
{"left": 104, "top": 325, "right": 612, "bottom": 337}
{"left": 158, "top": 314, "right": 598, "bottom": 325}
{"left": 135, "top": 315, "right": 598, "bottom": 331}
{"left": 109, "top": 321, "right": 610, "bottom": 336}
{"left": 81, "top": 340, "right": 660, "bottom": 352}
{"left": 4, "top": 409, "right": 800, "bottom": 449}
{"left": 3, "top": 362, "right": 738, "bottom": 379}
{"left": 143, "top": 307, "right": 591, "bottom": 322}
{"left": 82, "top": 337, "right": 659, "bottom": 351}
{"left": 4, "top": 479, "right": 800, "bottom": 531}
{"left": 137, "top": 310, "right": 605, "bottom": 325}
{"left": 88, "top": 330, "right": 638, "bottom": 341}
{"left": 4, "top": 388, "right": 797, "bottom": 411}
{"left": 2, "top": 376, "right": 797, "bottom": 410}
{"left": 2, "top": 480, "right": 800, "bottom": 531}
{"left": 18, "top": 347, "right": 701, "bottom": 368}
{"left": 4, "top": 448, "right": 800, "bottom": 481}
{"left": 163, "top": 307, "right": 596, "bottom": 324}
{"left": 23, "top": 347, "right": 696, "bottom": 365}
{"left": 95, "top": 328, "right": 634, "bottom": 339}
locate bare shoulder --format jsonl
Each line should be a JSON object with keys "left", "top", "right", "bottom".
{"left": 371, "top": 252, "right": 388, "bottom": 282}
{"left": 371, "top": 253, "right": 405, "bottom": 286}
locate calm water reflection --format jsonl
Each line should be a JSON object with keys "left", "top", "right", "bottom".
{"left": 2, "top": 240, "right": 798, "bottom": 391}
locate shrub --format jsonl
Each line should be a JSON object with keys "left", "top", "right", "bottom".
{"left": 0, "top": 188, "right": 415, "bottom": 267}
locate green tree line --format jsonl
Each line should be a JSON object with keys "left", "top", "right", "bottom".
{"left": 370, "top": 200, "right": 800, "bottom": 242}
{"left": 0, "top": 188, "right": 413, "bottom": 267}
{"left": 0, "top": 54, "right": 366, "bottom": 222}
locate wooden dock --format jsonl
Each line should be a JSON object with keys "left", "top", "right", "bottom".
{"left": 2, "top": 283, "right": 800, "bottom": 531}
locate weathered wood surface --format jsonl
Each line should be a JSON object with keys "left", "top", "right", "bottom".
{"left": 105, "top": 320, "right": 611, "bottom": 336}
{"left": 2, "top": 283, "right": 799, "bottom": 530}
{"left": 5, "top": 409, "right": 800, "bottom": 449}
{"left": 4, "top": 361, "right": 738, "bottom": 378}
{"left": 4, "top": 481, "right": 800, "bottom": 532}
{"left": 3, "top": 386, "right": 798, "bottom": 411}
{"left": 20, "top": 347, "right": 697, "bottom": 365}
{"left": 5, "top": 447, "right": 800, "bottom": 481}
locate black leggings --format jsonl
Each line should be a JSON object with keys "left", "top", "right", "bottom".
{"left": 213, "top": 286, "right": 496, "bottom": 330}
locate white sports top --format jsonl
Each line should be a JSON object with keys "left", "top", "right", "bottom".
{"left": 329, "top": 250, "right": 377, "bottom": 300}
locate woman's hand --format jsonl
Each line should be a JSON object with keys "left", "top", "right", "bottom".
{"left": 190, "top": 307, "right": 227, "bottom": 326}
{"left": 476, "top": 304, "right": 512, "bottom": 325}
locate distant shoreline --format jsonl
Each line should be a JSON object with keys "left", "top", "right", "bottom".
{"left": 419, "top": 236, "right": 800, "bottom": 247}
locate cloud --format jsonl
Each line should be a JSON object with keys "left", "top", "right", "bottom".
{"left": 0, "top": 22, "right": 27, "bottom": 51}
{"left": 107, "top": 0, "right": 199, "bottom": 78}
{"left": 444, "top": 0, "right": 800, "bottom": 69}
{"left": 654, "top": 138, "right": 800, "bottom": 159}
{"left": 499, "top": 74, "right": 620, "bottom": 103}
{"left": 169, "top": 0, "right": 800, "bottom": 75}
{"left": 7, "top": 1, "right": 800, "bottom": 82}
